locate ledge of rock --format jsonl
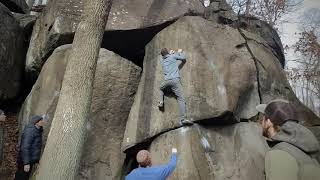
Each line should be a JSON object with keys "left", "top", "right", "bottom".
{"left": 242, "top": 30, "right": 320, "bottom": 126}
{"left": 124, "top": 122, "right": 269, "bottom": 180}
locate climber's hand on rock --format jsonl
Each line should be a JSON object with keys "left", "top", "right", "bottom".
{"left": 177, "top": 49, "right": 183, "bottom": 53}
{"left": 172, "top": 148, "right": 177, "bottom": 154}
{"left": 24, "top": 164, "right": 30, "bottom": 172}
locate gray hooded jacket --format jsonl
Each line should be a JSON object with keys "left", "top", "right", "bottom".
{"left": 271, "top": 121, "right": 320, "bottom": 164}
{"left": 266, "top": 121, "right": 320, "bottom": 180}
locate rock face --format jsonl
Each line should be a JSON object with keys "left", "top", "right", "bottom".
{"left": 122, "top": 16, "right": 320, "bottom": 151}
{"left": 0, "top": 4, "right": 25, "bottom": 103}
{"left": 0, "top": 0, "right": 29, "bottom": 13}
{"left": 25, "top": 0, "right": 206, "bottom": 74}
{"left": 26, "top": 0, "right": 46, "bottom": 7}
{"left": 235, "top": 16, "right": 285, "bottom": 67}
{"left": 78, "top": 49, "right": 141, "bottom": 179}
{"left": 18, "top": 45, "right": 141, "bottom": 179}
{"left": 204, "top": 0, "right": 238, "bottom": 24}
{"left": 146, "top": 123, "right": 269, "bottom": 180}
{"left": 309, "top": 126, "right": 320, "bottom": 163}
{"left": 13, "top": 13, "right": 37, "bottom": 39}
{"left": 241, "top": 30, "right": 320, "bottom": 126}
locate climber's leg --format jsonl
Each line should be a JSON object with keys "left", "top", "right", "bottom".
{"left": 159, "top": 81, "right": 169, "bottom": 108}
{"left": 171, "top": 78, "right": 193, "bottom": 125}
{"left": 171, "top": 78, "right": 186, "bottom": 120}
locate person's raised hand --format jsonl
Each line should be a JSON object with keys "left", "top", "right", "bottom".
{"left": 172, "top": 148, "right": 177, "bottom": 154}
{"left": 170, "top": 50, "right": 175, "bottom": 54}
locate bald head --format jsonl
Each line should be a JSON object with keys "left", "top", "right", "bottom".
{"left": 136, "top": 150, "right": 152, "bottom": 167}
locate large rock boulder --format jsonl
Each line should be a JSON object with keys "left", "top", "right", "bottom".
{"left": 0, "top": 3, "right": 26, "bottom": 103}
{"left": 125, "top": 122, "right": 269, "bottom": 180}
{"left": 25, "top": 0, "right": 206, "bottom": 74}
{"left": 18, "top": 45, "right": 69, "bottom": 136}
{"left": 19, "top": 45, "right": 141, "bottom": 179}
{"left": 78, "top": 50, "right": 141, "bottom": 179}
{"left": 241, "top": 30, "right": 320, "bottom": 126}
{"left": 204, "top": 0, "right": 238, "bottom": 24}
{"left": 235, "top": 16, "right": 286, "bottom": 67}
{"left": 309, "top": 126, "right": 320, "bottom": 163}
{"left": 25, "top": 0, "right": 45, "bottom": 8}
{"left": 0, "top": 0, "right": 29, "bottom": 13}
{"left": 13, "top": 13, "right": 37, "bottom": 39}
{"left": 122, "top": 16, "right": 320, "bottom": 151}
{"left": 122, "top": 16, "right": 257, "bottom": 150}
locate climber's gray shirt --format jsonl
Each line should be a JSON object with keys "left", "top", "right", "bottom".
{"left": 161, "top": 52, "right": 186, "bottom": 81}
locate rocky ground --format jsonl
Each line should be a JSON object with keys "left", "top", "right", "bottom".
{"left": 0, "top": 113, "right": 18, "bottom": 180}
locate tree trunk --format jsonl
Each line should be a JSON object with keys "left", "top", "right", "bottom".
{"left": 35, "top": 0, "right": 112, "bottom": 179}
{"left": 245, "top": 0, "right": 251, "bottom": 16}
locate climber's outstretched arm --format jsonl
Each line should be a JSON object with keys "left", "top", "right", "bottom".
{"left": 160, "top": 148, "right": 178, "bottom": 178}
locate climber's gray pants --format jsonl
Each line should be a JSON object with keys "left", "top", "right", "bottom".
{"left": 159, "top": 78, "right": 186, "bottom": 120}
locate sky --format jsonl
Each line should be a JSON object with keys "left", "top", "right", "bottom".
{"left": 279, "top": 0, "right": 320, "bottom": 69}
{"left": 277, "top": 0, "right": 320, "bottom": 115}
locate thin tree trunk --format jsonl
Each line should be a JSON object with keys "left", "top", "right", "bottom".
{"left": 301, "top": 79, "right": 306, "bottom": 103}
{"left": 35, "top": 0, "right": 112, "bottom": 179}
{"left": 245, "top": 0, "right": 251, "bottom": 16}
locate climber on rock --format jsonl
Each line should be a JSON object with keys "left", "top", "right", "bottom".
{"left": 158, "top": 48, "right": 193, "bottom": 126}
{"left": 125, "top": 148, "right": 178, "bottom": 180}
{"left": 15, "top": 115, "right": 46, "bottom": 180}
{"left": 256, "top": 99, "right": 320, "bottom": 180}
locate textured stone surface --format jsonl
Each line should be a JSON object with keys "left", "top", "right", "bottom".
{"left": 122, "top": 16, "right": 320, "bottom": 151}
{"left": 13, "top": 13, "right": 36, "bottom": 38}
{"left": 122, "top": 16, "right": 259, "bottom": 150}
{"left": 19, "top": 45, "right": 141, "bottom": 180}
{"left": 0, "top": 4, "right": 25, "bottom": 103}
{"left": 18, "top": 45, "right": 69, "bottom": 140}
{"left": 204, "top": 0, "right": 238, "bottom": 24}
{"left": 0, "top": 0, "right": 29, "bottom": 13}
{"left": 25, "top": 0, "right": 206, "bottom": 73}
{"left": 146, "top": 122, "right": 269, "bottom": 180}
{"left": 242, "top": 30, "right": 320, "bottom": 126}
{"left": 235, "top": 16, "right": 285, "bottom": 67}
{"left": 308, "top": 126, "right": 320, "bottom": 163}
{"left": 26, "top": 0, "right": 46, "bottom": 7}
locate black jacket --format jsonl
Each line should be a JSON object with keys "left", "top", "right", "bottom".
{"left": 20, "top": 121, "right": 43, "bottom": 165}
